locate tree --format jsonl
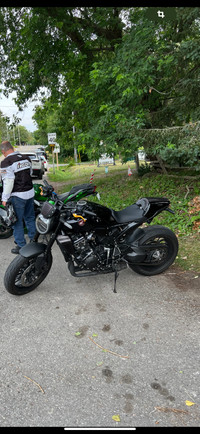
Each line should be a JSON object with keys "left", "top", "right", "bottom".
{"left": 1, "top": 7, "right": 200, "bottom": 163}
{"left": 0, "top": 110, "right": 9, "bottom": 142}
{"left": 78, "top": 8, "right": 200, "bottom": 154}
{"left": 32, "top": 100, "right": 75, "bottom": 157}
{"left": 75, "top": 7, "right": 200, "bottom": 163}
{"left": 0, "top": 6, "right": 126, "bottom": 158}
{"left": 0, "top": 7, "right": 124, "bottom": 103}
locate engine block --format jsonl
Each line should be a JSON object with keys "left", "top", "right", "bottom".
{"left": 71, "top": 234, "right": 113, "bottom": 271}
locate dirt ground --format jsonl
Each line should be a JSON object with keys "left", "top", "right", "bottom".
{"left": 165, "top": 265, "right": 200, "bottom": 293}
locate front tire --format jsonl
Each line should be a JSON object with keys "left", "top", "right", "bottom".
{"left": 0, "top": 220, "right": 13, "bottom": 238}
{"left": 4, "top": 252, "right": 53, "bottom": 295}
{"left": 128, "top": 225, "right": 178, "bottom": 276}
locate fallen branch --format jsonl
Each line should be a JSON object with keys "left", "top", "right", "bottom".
{"left": 24, "top": 375, "right": 45, "bottom": 394}
{"left": 184, "top": 185, "right": 190, "bottom": 199}
{"left": 89, "top": 336, "right": 129, "bottom": 359}
{"left": 155, "top": 406, "right": 188, "bottom": 414}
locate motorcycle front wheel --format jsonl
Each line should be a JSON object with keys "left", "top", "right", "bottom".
{"left": 4, "top": 252, "right": 53, "bottom": 295}
{"left": 0, "top": 218, "right": 13, "bottom": 239}
{"left": 129, "top": 225, "right": 178, "bottom": 276}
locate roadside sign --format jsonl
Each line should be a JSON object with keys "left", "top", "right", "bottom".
{"left": 98, "top": 153, "right": 114, "bottom": 166}
{"left": 53, "top": 143, "right": 60, "bottom": 153}
{"left": 48, "top": 133, "right": 57, "bottom": 144}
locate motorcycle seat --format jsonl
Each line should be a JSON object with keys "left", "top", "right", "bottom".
{"left": 57, "top": 191, "right": 70, "bottom": 201}
{"left": 111, "top": 198, "right": 150, "bottom": 224}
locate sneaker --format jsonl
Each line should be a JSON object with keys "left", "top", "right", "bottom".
{"left": 11, "top": 245, "right": 21, "bottom": 254}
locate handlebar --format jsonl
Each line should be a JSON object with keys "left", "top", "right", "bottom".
{"left": 43, "top": 179, "right": 52, "bottom": 188}
{"left": 83, "top": 209, "right": 97, "bottom": 217}
{"left": 42, "top": 179, "right": 55, "bottom": 197}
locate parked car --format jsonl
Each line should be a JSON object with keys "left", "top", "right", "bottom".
{"left": 34, "top": 149, "right": 48, "bottom": 171}
{"left": 38, "top": 154, "right": 48, "bottom": 171}
{"left": 36, "top": 148, "right": 48, "bottom": 159}
{"left": 20, "top": 152, "right": 45, "bottom": 179}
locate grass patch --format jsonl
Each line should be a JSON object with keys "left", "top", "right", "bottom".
{"left": 176, "top": 234, "right": 200, "bottom": 273}
{"left": 47, "top": 163, "right": 200, "bottom": 274}
{"left": 48, "top": 160, "right": 135, "bottom": 183}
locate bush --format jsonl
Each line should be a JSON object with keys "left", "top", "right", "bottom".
{"left": 137, "top": 162, "right": 152, "bottom": 177}
{"left": 63, "top": 156, "right": 76, "bottom": 167}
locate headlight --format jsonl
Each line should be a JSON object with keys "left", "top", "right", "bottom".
{"left": 36, "top": 213, "right": 53, "bottom": 234}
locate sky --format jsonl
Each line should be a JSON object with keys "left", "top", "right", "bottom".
{"left": 0, "top": 91, "right": 37, "bottom": 132}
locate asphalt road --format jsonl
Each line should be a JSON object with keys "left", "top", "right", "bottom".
{"left": 0, "top": 226, "right": 200, "bottom": 428}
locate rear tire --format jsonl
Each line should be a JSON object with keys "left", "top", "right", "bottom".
{"left": 38, "top": 170, "right": 43, "bottom": 180}
{"left": 4, "top": 252, "right": 53, "bottom": 295}
{"left": 128, "top": 225, "right": 178, "bottom": 276}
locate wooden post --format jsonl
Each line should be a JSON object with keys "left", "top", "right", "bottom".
{"left": 135, "top": 152, "right": 139, "bottom": 174}
{"left": 49, "top": 144, "right": 55, "bottom": 174}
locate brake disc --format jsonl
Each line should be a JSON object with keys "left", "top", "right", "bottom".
{"left": 20, "top": 264, "right": 38, "bottom": 287}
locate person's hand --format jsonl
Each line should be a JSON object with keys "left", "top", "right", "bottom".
{"left": 2, "top": 201, "right": 7, "bottom": 207}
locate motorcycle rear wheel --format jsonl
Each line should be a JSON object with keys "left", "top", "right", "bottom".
{"left": 129, "top": 225, "right": 178, "bottom": 276}
{"left": 4, "top": 252, "right": 53, "bottom": 295}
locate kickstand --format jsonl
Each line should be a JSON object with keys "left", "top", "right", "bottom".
{"left": 113, "top": 268, "right": 119, "bottom": 293}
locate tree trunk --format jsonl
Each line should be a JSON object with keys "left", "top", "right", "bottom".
{"left": 135, "top": 152, "right": 139, "bottom": 173}
{"left": 156, "top": 154, "right": 168, "bottom": 174}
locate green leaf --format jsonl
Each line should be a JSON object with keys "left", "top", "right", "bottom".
{"left": 99, "top": 104, "right": 108, "bottom": 112}
{"left": 116, "top": 73, "right": 125, "bottom": 81}
{"left": 96, "top": 361, "right": 103, "bottom": 366}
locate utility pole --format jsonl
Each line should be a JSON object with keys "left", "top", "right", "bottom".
{"left": 72, "top": 111, "right": 77, "bottom": 163}
{"left": 18, "top": 125, "right": 21, "bottom": 145}
{"left": 13, "top": 126, "right": 15, "bottom": 144}
{"left": 6, "top": 124, "right": 10, "bottom": 141}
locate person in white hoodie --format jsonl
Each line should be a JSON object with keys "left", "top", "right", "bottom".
{"left": 0, "top": 141, "right": 36, "bottom": 253}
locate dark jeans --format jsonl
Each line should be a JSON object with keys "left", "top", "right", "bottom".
{"left": 11, "top": 196, "right": 36, "bottom": 247}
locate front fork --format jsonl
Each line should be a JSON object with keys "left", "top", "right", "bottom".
{"left": 33, "top": 231, "right": 40, "bottom": 243}
{"left": 32, "top": 219, "right": 64, "bottom": 252}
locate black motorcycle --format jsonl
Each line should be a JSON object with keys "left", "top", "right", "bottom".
{"left": 4, "top": 183, "right": 179, "bottom": 295}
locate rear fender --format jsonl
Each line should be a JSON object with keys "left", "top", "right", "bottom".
{"left": 125, "top": 227, "right": 145, "bottom": 245}
{"left": 19, "top": 242, "right": 47, "bottom": 259}
{"left": 123, "top": 228, "right": 146, "bottom": 263}
{"left": 145, "top": 197, "right": 171, "bottom": 220}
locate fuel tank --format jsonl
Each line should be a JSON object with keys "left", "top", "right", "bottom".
{"left": 84, "top": 200, "right": 115, "bottom": 224}
{"left": 65, "top": 200, "right": 115, "bottom": 234}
